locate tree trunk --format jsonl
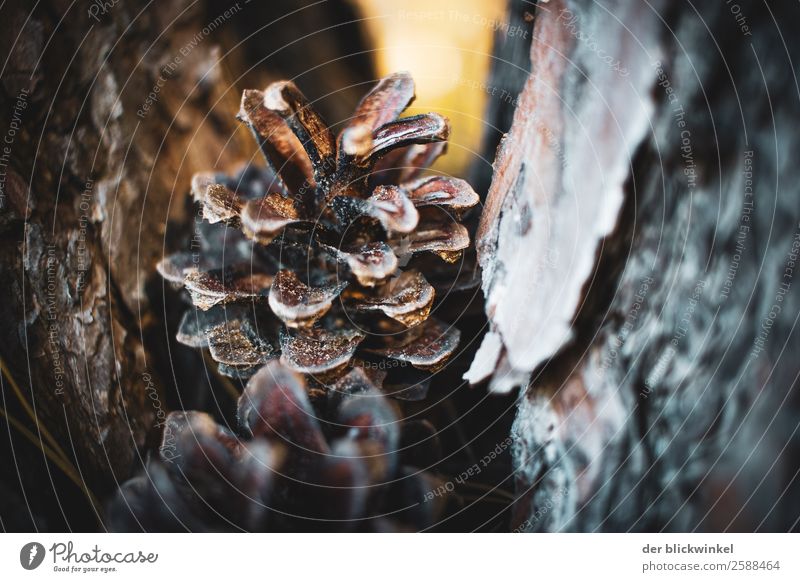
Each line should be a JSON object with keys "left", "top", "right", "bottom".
{"left": 473, "top": 0, "right": 800, "bottom": 531}
{"left": 0, "top": 0, "right": 373, "bottom": 530}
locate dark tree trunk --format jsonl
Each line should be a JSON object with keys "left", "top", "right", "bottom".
{"left": 473, "top": 0, "right": 800, "bottom": 531}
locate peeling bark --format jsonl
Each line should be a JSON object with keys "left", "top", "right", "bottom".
{"left": 476, "top": 0, "right": 800, "bottom": 531}
{"left": 474, "top": 0, "right": 664, "bottom": 386}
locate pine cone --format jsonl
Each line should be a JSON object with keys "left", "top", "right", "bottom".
{"left": 157, "top": 72, "right": 479, "bottom": 387}
{"left": 109, "top": 361, "right": 447, "bottom": 531}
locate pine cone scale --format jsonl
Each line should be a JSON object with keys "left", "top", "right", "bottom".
{"left": 161, "top": 72, "right": 478, "bottom": 388}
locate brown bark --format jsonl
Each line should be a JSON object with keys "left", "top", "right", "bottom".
{"left": 0, "top": 0, "right": 375, "bottom": 530}
{"left": 0, "top": 0, "right": 250, "bottom": 497}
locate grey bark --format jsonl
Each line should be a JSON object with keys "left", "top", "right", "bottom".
{"left": 475, "top": 0, "right": 800, "bottom": 531}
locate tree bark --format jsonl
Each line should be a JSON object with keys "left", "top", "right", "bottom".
{"left": 0, "top": 0, "right": 374, "bottom": 530}
{"left": 0, "top": 0, "right": 246, "bottom": 517}
{"left": 473, "top": 0, "right": 800, "bottom": 531}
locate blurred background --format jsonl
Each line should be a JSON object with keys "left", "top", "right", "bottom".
{"left": 206, "top": 0, "right": 512, "bottom": 177}
{"left": 353, "top": 0, "right": 506, "bottom": 173}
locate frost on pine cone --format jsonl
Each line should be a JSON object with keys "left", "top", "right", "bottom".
{"left": 117, "top": 73, "right": 480, "bottom": 530}
{"left": 109, "top": 361, "right": 448, "bottom": 531}
{"left": 157, "top": 71, "right": 479, "bottom": 390}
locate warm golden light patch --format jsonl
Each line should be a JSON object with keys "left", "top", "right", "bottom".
{"left": 352, "top": 0, "right": 506, "bottom": 175}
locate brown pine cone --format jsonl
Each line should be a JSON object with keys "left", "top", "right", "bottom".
{"left": 157, "top": 72, "right": 480, "bottom": 388}
{"left": 108, "top": 361, "right": 447, "bottom": 531}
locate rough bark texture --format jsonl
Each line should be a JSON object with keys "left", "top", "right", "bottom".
{"left": 0, "top": 0, "right": 246, "bottom": 518}
{"left": 0, "top": 0, "right": 374, "bottom": 530}
{"left": 475, "top": 0, "right": 800, "bottom": 531}
{"left": 4, "top": 0, "right": 798, "bottom": 534}
{"left": 469, "top": 0, "right": 535, "bottom": 197}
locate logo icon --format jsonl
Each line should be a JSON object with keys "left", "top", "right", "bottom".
{"left": 20, "top": 542, "right": 46, "bottom": 570}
